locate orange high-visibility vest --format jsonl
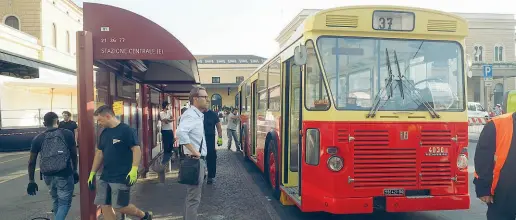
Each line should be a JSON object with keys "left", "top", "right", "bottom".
{"left": 474, "top": 113, "right": 514, "bottom": 195}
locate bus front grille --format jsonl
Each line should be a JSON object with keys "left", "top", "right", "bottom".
{"left": 420, "top": 161, "right": 452, "bottom": 186}
{"left": 352, "top": 130, "right": 417, "bottom": 189}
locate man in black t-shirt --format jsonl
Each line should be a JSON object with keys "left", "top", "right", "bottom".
{"left": 203, "top": 108, "right": 223, "bottom": 184}
{"left": 27, "top": 112, "right": 78, "bottom": 220}
{"left": 88, "top": 105, "right": 153, "bottom": 220}
{"left": 59, "top": 111, "right": 78, "bottom": 145}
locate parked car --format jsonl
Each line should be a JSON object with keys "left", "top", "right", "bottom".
{"left": 467, "top": 102, "right": 490, "bottom": 121}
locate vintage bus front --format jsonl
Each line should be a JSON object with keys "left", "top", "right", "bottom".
{"left": 297, "top": 6, "right": 470, "bottom": 214}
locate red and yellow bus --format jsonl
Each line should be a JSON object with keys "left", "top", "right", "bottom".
{"left": 237, "top": 5, "right": 470, "bottom": 214}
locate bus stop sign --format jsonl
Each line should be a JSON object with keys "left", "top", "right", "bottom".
{"left": 483, "top": 64, "right": 493, "bottom": 80}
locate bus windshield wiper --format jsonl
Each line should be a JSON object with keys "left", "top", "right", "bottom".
{"left": 392, "top": 50, "right": 440, "bottom": 118}
{"left": 368, "top": 49, "right": 440, "bottom": 119}
{"left": 393, "top": 50, "right": 405, "bottom": 100}
{"left": 367, "top": 48, "right": 396, "bottom": 118}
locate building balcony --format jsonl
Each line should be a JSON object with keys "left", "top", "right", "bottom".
{"left": 0, "top": 24, "right": 41, "bottom": 60}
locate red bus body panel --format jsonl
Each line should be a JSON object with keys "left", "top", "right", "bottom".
{"left": 299, "top": 121, "right": 470, "bottom": 213}
{"left": 240, "top": 112, "right": 470, "bottom": 214}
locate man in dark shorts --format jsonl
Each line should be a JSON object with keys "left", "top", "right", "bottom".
{"left": 202, "top": 108, "right": 223, "bottom": 184}
{"left": 59, "top": 111, "right": 78, "bottom": 145}
{"left": 87, "top": 105, "right": 152, "bottom": 220}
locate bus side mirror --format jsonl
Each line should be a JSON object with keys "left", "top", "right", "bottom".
{"left": 294, "top": 45, "right": 307, "bottom": 66}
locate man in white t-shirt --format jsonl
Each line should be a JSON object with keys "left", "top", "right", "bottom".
{"left": 160, "top": 101, "right": 175, "bottom": 164}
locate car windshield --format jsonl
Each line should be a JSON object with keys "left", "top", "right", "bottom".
{"left": 316, "top": 37, "right": 465, "bottom": 112}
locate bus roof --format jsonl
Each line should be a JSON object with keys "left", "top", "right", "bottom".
{"left": 239, "top": 5, "right": 469, "bottom": 90}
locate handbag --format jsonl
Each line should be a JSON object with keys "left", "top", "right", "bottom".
{"left": 178, "top": 138, "right": 203, "bottom": 185}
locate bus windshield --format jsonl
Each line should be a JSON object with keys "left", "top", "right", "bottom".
{"left": 316, "top": 37, "right": 465, "bottom": 112}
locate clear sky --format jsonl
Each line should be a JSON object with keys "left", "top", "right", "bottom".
{"left": 72, "top": 0, "right": 514, "bottom": 58}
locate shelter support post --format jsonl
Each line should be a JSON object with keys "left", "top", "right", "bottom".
{"left": 141, "top": 84, "right": 150, "bottom": 177}
{"left": 77, "top": 31, "right": 98, "bottom": 220}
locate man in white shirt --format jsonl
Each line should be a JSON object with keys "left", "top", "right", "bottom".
{"left": 160, "top": 101, "right": 175, "bottom": 164}
{"left": 176, "top": 86, "right": 208, "bottom": 220}
{"left": 227, "top": 108, "right": 241, "bottom": 151}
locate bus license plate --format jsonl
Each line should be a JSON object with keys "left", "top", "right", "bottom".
{"left": 383, "top": 188, "right": 405, "bottom": 196}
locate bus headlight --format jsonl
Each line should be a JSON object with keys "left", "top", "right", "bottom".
{"left": 457, "top": 154, "right": 468, "bottom": 169}
{"left": 327, "top": 156, "right": 344, "bottom": 172}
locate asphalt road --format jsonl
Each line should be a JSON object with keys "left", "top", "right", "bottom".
{"left": 239, "top": 141, "right": 487, "bottom": 220}
{"left": 0, "top": 140, "right": 484, "bottom": 220}
{"left": 0, "top": 151, "right": 81, "bottom": 220}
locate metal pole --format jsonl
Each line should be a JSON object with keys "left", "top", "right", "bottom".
{"left": 50, "top": 88, "right": 55, "bottom": 112}
{"left": 38, "top": 109, "right": 41, "bottom": 127}
{"left": 77, "top": 31, "right": 98, "bottom": 220}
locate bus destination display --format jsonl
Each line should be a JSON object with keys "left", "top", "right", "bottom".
{"left": 373, "top": 11, "right": 415, "bottom": 31}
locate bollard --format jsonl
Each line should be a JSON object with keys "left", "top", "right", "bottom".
{"left": 158, "top": 170, "right": 165, "bottom": 183}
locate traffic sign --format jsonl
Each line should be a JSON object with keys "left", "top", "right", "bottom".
{"left": 485, "top": 81, "right": 493, "bottom": 87}
{"left": 483, "top": 64, "right": 493, "bottom": 79}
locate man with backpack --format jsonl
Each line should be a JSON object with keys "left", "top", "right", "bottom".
{"left": 27, "top": 112, "right": 78, "bottom": 220}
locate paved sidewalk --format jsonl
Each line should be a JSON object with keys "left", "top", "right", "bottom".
{"left": 131, "top": 148, "right": 279, "bottom": 220}
{"left": 125, "top": 124, "right": 279, "bottom": 220}
{"left": 468, "top": 125, "right": 484, "bottom": 142}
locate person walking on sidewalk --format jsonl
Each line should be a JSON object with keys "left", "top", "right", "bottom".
{"left": 177, "top": 86, "right": 208, "bottom": 220}
{"left": 59, "top": 111, "right": 78, "bottom": 146}
{"left": 27, "top": 112, "right": 79, "bottom": 220}
{"left": 87, "top": 105, "right": 153, "bottom": 220}
{"left": 202, "top": 107, "right": 223, "bottom": 184}
{"left": 474, "top": 112, "right": 516, "bottom": 219}
{"left": 227, "top": 108, "right": 241, "bottom": 151}
{"left": 160, "top": 101, "right": 175, "bottom": 164}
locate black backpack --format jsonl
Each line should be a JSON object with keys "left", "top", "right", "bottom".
{"left": 39, "top": 129, "right": 70, "bottom": 175}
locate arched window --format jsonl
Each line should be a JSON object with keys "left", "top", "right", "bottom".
{"left": 494, "top": 44, "right": 504, "bottom": 62}
{"left": 52, "top": 23, "right": 57, "bottom": 48}
{"left": 4, "top": 16, "right": 20, "bottom": 30}
{"left": 210, "top": 94, "right": 223, "bottom": 111}
{"left": 66, "top": 31, "right": 70, "bottom": 53}
{"left": 473, "top": 45, "right": 484, "bottom": 62}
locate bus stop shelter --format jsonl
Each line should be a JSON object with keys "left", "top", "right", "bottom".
{"left": 77, "top": 3, "right": 199, "bottom": 219}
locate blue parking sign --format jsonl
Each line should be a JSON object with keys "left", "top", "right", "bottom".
{"left": 483, "top": 64, "right": 493, "bottom": 79}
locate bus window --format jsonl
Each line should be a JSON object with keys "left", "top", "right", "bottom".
{"left": 268, "top": 86, "right": 281, "bottom": 111}
{"left": 317, "top": 37, "right": 464, "bottom": 112}
{"left": 305, "top": 40, "right": 330, "bottom": 110}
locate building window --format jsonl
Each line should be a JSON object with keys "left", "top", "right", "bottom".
{"left": 52, "top": 23, "right": 57, "bottom": 48}
{"left": 66, "top": 31, "right": 70, "bottom": 53}
{"left": 494, "top": 44, "right": 504, "bottom": 62}
{"left": 4, "top": 16, "right": 20, "bottom": 30}
{"left": 473, "top": 45, "right": 483, "bottom": 62}
{"left": 236, "top": 76, "right": 244, "bottom": 83}
{"left": 212, "top": 77, "right": 220, "bottom": 83}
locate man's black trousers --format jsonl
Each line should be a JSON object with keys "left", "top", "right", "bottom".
{"left": 206, "top": 134, "right": 217, "bottom": 179}
{"left": 161, "top": 129, "right": 174, "bottom": 163}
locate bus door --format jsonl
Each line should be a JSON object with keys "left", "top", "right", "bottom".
{"left": 281, "top": 57, "right": 302, "bottom": 202}
{"left": 503, "top": 90, "right": 516, "bottom": 113}
{"left": 250, "top": 80, "right": 258, "bottom": 158}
